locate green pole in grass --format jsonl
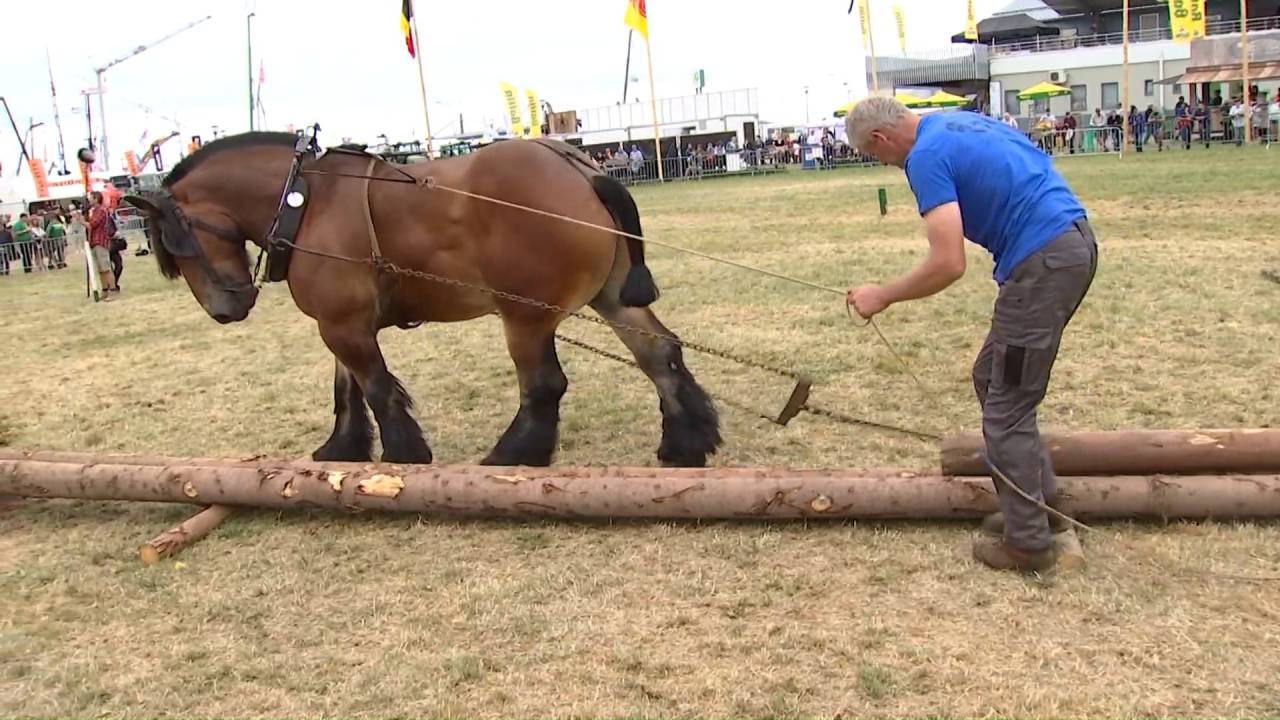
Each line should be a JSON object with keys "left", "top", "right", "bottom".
{"left": 878, "top": 187, "right": 888, "bottom": 216}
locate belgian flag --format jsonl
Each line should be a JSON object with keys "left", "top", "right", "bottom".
{"left": 400, "top": 0, "right": 416, "bottom": 58}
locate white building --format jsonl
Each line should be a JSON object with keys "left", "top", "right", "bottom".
{"left": 970, "top": 0, "right": 1280, "bottom": 116}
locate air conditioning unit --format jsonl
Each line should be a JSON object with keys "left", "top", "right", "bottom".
{"left": 1049, "top": 70, "right": 1069, "bottom": 83}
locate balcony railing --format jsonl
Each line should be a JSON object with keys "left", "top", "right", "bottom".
{"left": 574, "top": 89, "right": 758, "bottom": 134}
{"left": 990, "top": 14, "right": 1280, "bottom": 57}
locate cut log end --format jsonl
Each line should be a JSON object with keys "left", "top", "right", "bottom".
{"left": 138, "top": 543, "right": 163, "bottom": 566}
{"left": 138, "top": 504, "right": 235, "bottom": 566}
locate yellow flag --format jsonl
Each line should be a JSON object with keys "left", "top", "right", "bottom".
{"left": 499, "top": 82, "right": 525, "bottom": 137}
{"left": 893, "top": 3, "right": 906, "bottom": 54}
{"left": 624, "top": 0, "right": 648, "bottom": 40}
{"left": 965, "top": 0, "right": 978, "bottom": 40}
{"left": 856, "top": 0, "right": 871, "bottom": 46}
{"left": 1168, "top": 0, "right": 1206, "bottom": 44}
{"left": 525, "top": 89, "right": 542, "bottom": 137}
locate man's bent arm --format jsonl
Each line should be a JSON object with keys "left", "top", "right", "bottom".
{"left": 882, "top": 202, "right": 967, "bottom": 304}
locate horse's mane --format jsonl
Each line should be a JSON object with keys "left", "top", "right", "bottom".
{"left": 163, "top": 131, "right": 300, "bottom": 187}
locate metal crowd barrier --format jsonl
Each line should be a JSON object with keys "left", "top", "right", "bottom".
{"left": 0, "top": 237, "right": 73, "bottom": 276}
{"left": 604, "top": 149, "right": 789, "bottom": 186}
{"left": 1026, "top": 126, "right": 1123, "bottom": 156}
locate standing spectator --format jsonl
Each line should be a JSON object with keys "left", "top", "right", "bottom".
{"left": 1270, "top": 96, "right": 1280, "bottom": 144}
{"left": 1176, "top": 107, "right": 1194, "bottom": 149}
{"left": 1129, "top": 106, "right": 1146, "bottom": 152}
{"left": 0, "top": 215, "right": 12, "bottom": 276}
{"left": 1230, "top": 98, "right": 1246, "bottom": 146}
{"left": 1086, "top": 108, "right": 1105, "bottom": 152}
{"left": 11, "top": 213, "right": 35, "bottom": 273}
{"left": 1106, "top": 109, "right": 1123, "bottom": 150}
{"left": 109, "top": 232, "right": 127, "bottom": 289}
{"left": 1063, "top": 112, "right": 1077, "bottom": 154}
{"left": 1192, "top": 103, "right": 1211, "bottom": 148}
{"left": 628, "top": 145, "right": 644, "bottom": 178}
{"left": 1251, "top": 99, "right": 1269, "bottom": 145}
{"left": 87, "top": 191, "right": 118, "bottom": 299}
{"left": 1146, "top": 105, "right": 1164, "bottom": 151}
{"left": 1035, "top": 109, "right": 1056, "bottom": 154}
{"left": 1002, "top": 112, "right": 1019, "bottom": 130}
{"left": 28, "top": 214, "right": 49, "bottom": 270}
{"left": 44, "top": 212, "right": 67, "bottom": 269}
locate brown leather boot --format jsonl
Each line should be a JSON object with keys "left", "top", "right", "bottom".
{"left": 971, "top": 536, "right": 1059, "bottom": 573}
{"left": 980, "top": 497, "right": 1072, "bottom": 537}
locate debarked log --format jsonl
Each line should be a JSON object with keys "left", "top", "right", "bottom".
{"left": 941, "top": 429, "right": 1280, "bottom": 477}
{"left": 2, "top": 456, "right": 1280, "bottom": 520}
{"left": 138, "top": 504, "right": 236, "bottom": 565}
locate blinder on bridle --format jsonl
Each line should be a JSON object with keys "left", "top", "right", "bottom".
{"left": 142, "top": 188, "right": 258, "bottom": 294}
{"left": 126, "top": 126, "right": 322, "bottom": 292}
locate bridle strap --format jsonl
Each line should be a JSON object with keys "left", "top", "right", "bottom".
{"left": 186, "top": 215, "right": 243, "bottom": 242}
{"left": 154, "top": 188, "right": 257, "bottom": 295}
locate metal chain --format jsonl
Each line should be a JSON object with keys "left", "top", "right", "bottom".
{"left": 800, "top": 405, "right": 942, "bottom": 442}
{"left": 281, "top": 240, "right": 935, "bottom": 439}
{"left": 555, "top": 333, "right": 783, "bottom": 425}
{"left": 557, "top": 332, "right": 942, "bottom": 440}
{"left": 373, "top": 258, "right": 807, "bottom": 383}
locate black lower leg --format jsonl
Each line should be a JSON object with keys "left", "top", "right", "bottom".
{"left": 655, "top": 343, "right": 722, "bottom": 467}
{"left": 482, "top": 336, "right": 567, "bottom": 467}
{"left": 313, "top": 363, "right": 374, "bottom": 462}
{"left": 364, "top": 368, "right": 433, "bottom": 464}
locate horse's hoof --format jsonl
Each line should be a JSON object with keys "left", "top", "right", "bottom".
{"left": 312, "top": 443, "right": 372, "bottom": 463}
{"left": 480, "top": 450, "right": 553, "bottom": 467}
{"left": 380, "top": 448, "right": 434, "bottom": 465}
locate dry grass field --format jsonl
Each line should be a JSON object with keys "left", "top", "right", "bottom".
{"left": 2, "top": 146, "right": 1279, "bottom": 718}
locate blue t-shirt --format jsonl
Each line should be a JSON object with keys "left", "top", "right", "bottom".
{"left": 904, "top": 112, "right": 1087, "bottom": 284}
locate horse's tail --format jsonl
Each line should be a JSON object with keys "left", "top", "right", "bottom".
{"left": 588, "top": 173, "right": 658, "bottom": 308}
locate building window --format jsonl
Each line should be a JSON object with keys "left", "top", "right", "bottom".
{"left": 1102, "top": 82, "right": 1119, "bottom": 109}
{"left": 1070, "top": 84, "right": 1088, "bottom": 112}
{"left": 1144, "top": 79, "right": 1155, "bottom": 97}
{"left": 1004, "top": 89, "right": 1021, "bottom": 115}
{"left": 1172, "top": 83, "right": 1182, "bottom": 95}
{"left": 1146, "top": 12, "right": 1167, "bottom": 40}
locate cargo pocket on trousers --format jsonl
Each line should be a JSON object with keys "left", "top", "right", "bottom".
{"left": 992, "top": 281, "right": 1055, "bottom": 389}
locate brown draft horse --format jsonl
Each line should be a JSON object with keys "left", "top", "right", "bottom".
{"left": 123, "top": 132, "right": 721, "bottom": 467}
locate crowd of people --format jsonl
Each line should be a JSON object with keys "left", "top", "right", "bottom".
{"left": 0, "top": 209, "right": 70, "bottom": 275}
{"left": 0, "top": 191, "right": 126, "bottom": 299}
{"left": 1002, "top": 88, "right": 1278, "bottom": 156}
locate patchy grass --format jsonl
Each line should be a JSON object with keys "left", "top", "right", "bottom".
{"left": 1, "top": 146, "right": 1279, "bottom": 717}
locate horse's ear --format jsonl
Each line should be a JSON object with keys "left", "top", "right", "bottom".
{"left": 121, "top": 194, "right": 160, "bottom": 216}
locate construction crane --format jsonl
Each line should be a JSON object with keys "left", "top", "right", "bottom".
{"left": 136, "top": 131, "right": 180, "bottom": 173}
{"left": 93, "top": 14, "right": 213, "bottom": 172}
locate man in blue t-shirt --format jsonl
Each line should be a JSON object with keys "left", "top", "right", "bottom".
{"left": 845, "top": 97, "right": 1098, "bottom": 573}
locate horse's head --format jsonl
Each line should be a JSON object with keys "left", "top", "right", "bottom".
{"left": 122, "top": 190, "right": 259, "bottom": 324}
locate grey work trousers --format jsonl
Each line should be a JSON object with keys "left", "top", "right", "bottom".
{"left": 973, "top": 219, "right": 1098, "bottom": 551}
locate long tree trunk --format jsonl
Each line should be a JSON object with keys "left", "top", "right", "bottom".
{"left": 3, "top": 455, "right": 1280, "bottom": 520}
{"left": 941, "top": 429, "right": 1280, "bottom": 477}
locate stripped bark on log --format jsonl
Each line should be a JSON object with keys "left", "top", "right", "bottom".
{"left": 138, "top": 505, "right": 236, "bottom": 565}
{"left": 941, "top": 429, "right": 1280, "bottom": 477}
{"left": 0, "top": 450, "right": 272, "bottom": 468}
{"left": 3, "top": 456, "right": 1280, "bottom": 520}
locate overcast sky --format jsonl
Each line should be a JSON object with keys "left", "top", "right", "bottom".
{"left": 1, "top": 0, "right": 1004, "bottom": 175}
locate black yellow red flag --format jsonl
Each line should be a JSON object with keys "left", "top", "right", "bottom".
{"left": 400, "top": 0, "right": 416, "bottom": 58}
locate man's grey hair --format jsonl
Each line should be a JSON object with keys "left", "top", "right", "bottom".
{"left": 845, "top": 96, "right": 911, "bottom": 149}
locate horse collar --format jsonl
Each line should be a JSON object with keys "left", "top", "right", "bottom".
{"left": 259, "top": 126, "right": 321, "bottom": 284}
